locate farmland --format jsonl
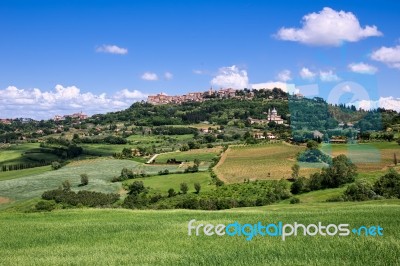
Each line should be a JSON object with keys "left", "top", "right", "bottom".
{"left": 123, "top": 171, "right": 214, "bottom": 194}
{"left": 321, "top": 142, "right": 399, "bottom": 172}
{"left": 214, "top": 143, "right": 322, "bottom": 183}
{"left": 155, "top": 146, "right": 222, "bottom": 164}
{"left": 0, "top": 158, "right": 184, "bottom": 207}
{"left": 0, "top": 201, "right": 399, "bottom": 265}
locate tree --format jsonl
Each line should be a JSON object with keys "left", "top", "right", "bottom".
{"left": 394, "top": 153, "right": 398, "bottom": 166}
{"left": 306, "top": 140, "right": 319, "bottom": 150}
{"left": 194, "top": 158, "right": 200, "bottom": 167}
{"left": 374, "top": 168, "right": 400, "bottom": 198}
{"left": 128, "top": 181, "right": 146, "bottom": 195}
{"left": 322, "top": 154, "right": 357, "bottom": 188}
{"left": 180, "top": 182, "right": 188, "bottom": 194}
{"left": 168, "top": 188, "right": 176, "bottom": 197}
{"left": 62, "top": 180, "right": 71, "bottom": 192}
{"left": 80, "top": 174, "right": 89, "bottom": 186}
{"left": 194, "top": 182, "right": 201, "bottom": 194}
{"left": 290, "top": 177, "right": 307, "bottom": 194}
{"left": 291, "top": 164, "right": 300, "bottom": 180}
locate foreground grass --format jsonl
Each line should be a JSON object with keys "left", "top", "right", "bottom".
{"left": 0, "top": 201, "right": 399, "bottom": 265}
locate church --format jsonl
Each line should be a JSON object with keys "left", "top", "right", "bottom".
{"left": 266, "top": 108, "right": 285, "bottom": 124}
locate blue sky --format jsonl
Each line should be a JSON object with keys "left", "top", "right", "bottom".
{"left": 1, "top": 0, "right": 400, "bottom": 119}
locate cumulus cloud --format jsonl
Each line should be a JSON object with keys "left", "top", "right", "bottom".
{"left": 299, "top": 67, "right": 317, "bottom": 80}
{"left": 275, "top": 7, "right": 382, "bottom": 46}
{"left": 141, "top": 72, "right": 158, "bottom": 81}
{"left": 0, "top": 85, "right": 148, "bottom": 119}
{"left": 95, "top": 44, "right": 128, "bottom": 55}
{"left": 164, "top": 72, "right": 173, "bottom": 80}
{"left": 319, "top": 70, "right": 341, "bottom": 82}
{"left": 250, "top": 81, "right": 293, "bottom": 92}
{"left": 277, "top": 70, "right": 292, "bottom": 82}
{"left": 370, "top": 45, "right": 400, "bottom": 69}
{"left": 211, "top": 65, "right": 249, "bottom": 89}
{"left": 350, "top": 97, "right": 400, "bottom": 112}
{"left": 348, "top": 62, "right": 378, "bottom": 74}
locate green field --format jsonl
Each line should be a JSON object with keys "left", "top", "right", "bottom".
{"left": 0, "top": 143, "right": 56, "bottom": 165}
{"left": 214, "top": 143, "right": 321, "bottom": 183}
{"left": 0, "top": 201, "right": 399, "bottom": 265}
{"left": 155, "top": 147, "right": 222, "bottom": 164}
{"left": 123, "top": 172, "right": 214, "bottom": 194}
{"left": 0, "top": 158, "right": 182, "bottom": 206}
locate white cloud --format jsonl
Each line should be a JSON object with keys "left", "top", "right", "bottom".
{"left": 348, "top": 62, "right": 378, "bottom": 74}
{"left": 193, "top": 70, "right": 205, "bottom": 75}
{"left": 250, "top": 81, "right": 293, "bottom": 92}
{"left": 164, "top": 72, "right": 173, "bottom": 80}
{"left": 211, "top": 65, "right": 249, "bottom": 89}
{"left": 141, "top": 72, "right": 158, "bottom": 81}
{"left": 95, "top": 44, "right": 128, "bottom": 55}
{"left": 299, "top": 67, "right": 316, "bottom": 80}
{"left": 0, "top": 85, "right": 148, "bottom": 119}
{"left": 319, "top": 70, "right": 341, "bottom": 82}
{"left": 277, "top": 70, "right": 292, "bottom": 82}
{"left": 350, "top": 97, "right": 400, "bottom": 112}
{"left": 275, "top": 7, "right": 382, "bottom": 46}
{"left": 370, "top": 45, "right": 400, "bottom": 69}
{"left": 342, "top": 85, "right": 352, "bottom": 92}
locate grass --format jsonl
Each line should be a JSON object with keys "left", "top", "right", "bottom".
{"left": 0, "top": 201, "right": 399, "bottom": 265}
{"left": 0, "top": 158, "right": 183, "bottom": 207}
{"left": 123, "top": 172, "right": 214, "bottom": 194}
{"left": 155, "top": 147, "right": 222, "bottom": 163}
{"left": 0, "top": 143, "right": 57, "bottom": 165}
{"left": 214, "top": 143, "right": 320, "bottom": 183}
{"left": 0, "top": 165, "right": 51, "bottom": 181}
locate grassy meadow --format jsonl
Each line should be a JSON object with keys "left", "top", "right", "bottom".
{"left": 123, "top": 171, "right": 214, "bottom": 194}
{"left": 155, "top": 146, "right": 222, "bottom": 163}
{"left": 0, "top": 201, "right": 399, "bottom": 265}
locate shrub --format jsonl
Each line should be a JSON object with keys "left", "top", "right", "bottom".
{"left": 62, "top": 180, "right": 71, "bottom": 191}
{"left": 128, "top": 181, "right": 147, "bottom": 195}
{"left": 290, "top": 177, "right": 307, "bottom": 194}
{"left": 80, "top": 174, "right": 89, "bottom": 186}
{"left": 194, "top": 182, "right": 201, "bottom": 194}
{"left": 289, "top": 197, "right": 300, "bottom": 204}
{"left": 35, "top": 200, "right": 56, "bottom": 211}
{"left": 167, "top": 188, "right": 176, "bottom": 197}
{"left": 374, "top": 168, "right": 400, "bottom": 198}
{"left": 51, "top": 161, "right": 62, "bottom": 170}
{"left": 180, "top": 182, "right": 189, "bottom": 194}
{"left": 344, "top": 180, "right": 378, "bottom": 201}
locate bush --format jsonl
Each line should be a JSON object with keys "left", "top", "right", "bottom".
{"left": 35, "top": 200, "right": 56, "bottom": 211}
{"left": 62, "top": 180, "right": 71, "bottom": 191}
{"left": 194, "top": 182, "right": 201, "bottom": 194}
{"left": 51, "top": 161, "right": 62, "bottom": 170}
{"left": 344, "top": 180, "right": 378, "bottom": 201}
{"left": 290, "top": 177, "right": 307, "bottom": 194}
{"left": 128, "top": 181, "right": 147, "bottom": 195}
{"left": 80, "top": 174, "right": 89, "bottom": 186}
{"left": 41, "top": 190, "right": 119, "bottom": 207}
{"left": 167, "top": 188, "right": 176, "bottom": 197}
{"left": 289, "top": 197, "right": 300, "bottom": 204}
{"left": 374, "top": 168, "right": 400, "bottom": 198}
{"left": 180, "top": 182, "right": 189, "bottom": 194}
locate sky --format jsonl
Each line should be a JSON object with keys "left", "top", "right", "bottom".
{"left": 1, "top": 0, "right": 400, "bottom": 119}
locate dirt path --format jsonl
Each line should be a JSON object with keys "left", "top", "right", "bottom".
{"left": 146, "top": 154, "right": 159, "bottom": 164}
{"left": 213, "top": 147, "right": 231, "bottom": 183}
